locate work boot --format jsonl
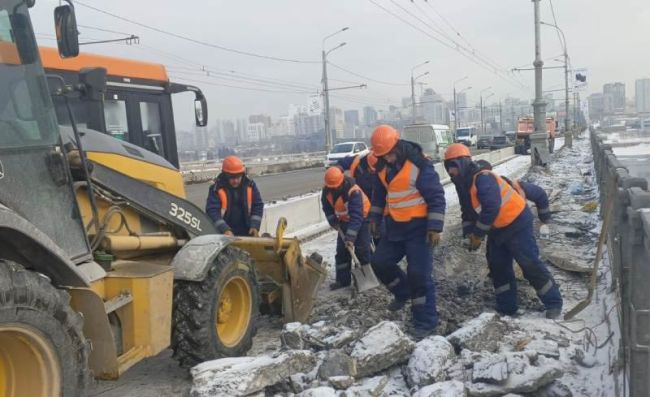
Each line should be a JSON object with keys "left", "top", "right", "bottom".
{"left": 408, "top": 325, "right": 437, "bottom": 340}
{"left": 545, "top": 307, "right": 562, "bottom": 319}
{"left": 329, "top": 281, "right": 349, "bottom": 291}
{"left": 387, "top": 298, "right": 407, "bottom": 312}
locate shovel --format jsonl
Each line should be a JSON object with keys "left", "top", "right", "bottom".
{"left": 338, "top": 229, "right": 381, "bottom": 293}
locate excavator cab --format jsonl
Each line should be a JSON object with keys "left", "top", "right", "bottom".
{"left": 0, "top": 2, "right": 326, "bottom": 396}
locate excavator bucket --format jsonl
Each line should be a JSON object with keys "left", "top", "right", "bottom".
{"left": 231, "top": 218, "right": 327, "bottom": 323}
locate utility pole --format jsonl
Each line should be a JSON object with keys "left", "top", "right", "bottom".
{"left": 480, "top": 87, "right": 492, "bottom": 136}
{"left": 453, "top": 76, "right": 468, "bottom": 132}
{"left": 411, "top": 61, "right": 429, "bottom": 123}
{"left": 499, "top": 101, "right": 503, "bottom": 132}
{"left": 531, "top": 0, "right": 549, "bottom": 166}
{"left": 321, "top": 27, "right": 348, "bottom": 152}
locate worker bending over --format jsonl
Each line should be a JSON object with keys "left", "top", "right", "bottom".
{"left": 206, "top": 156, "right": 264, "bottom": 237}
{"left": 475, "top": 159, "right": 551, "bottom": 224}
{"left": 336, "top": 151, "right": 378, "bottom": 199}
{"left": 321, "top": 167, "right": 372, "bottom": 290}
{"left": 369, "top": 124, "right": 446, "bottom": 338}
{"left": 444, "top": 144, "right": 562, "bottom": 319}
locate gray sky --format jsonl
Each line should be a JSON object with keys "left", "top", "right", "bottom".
{"left": 31, "top": 0, "right": 650, "bottom": 129}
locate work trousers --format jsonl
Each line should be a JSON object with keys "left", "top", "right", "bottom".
{"left": 335, "top": 221, "right": 371, "bottom": 286}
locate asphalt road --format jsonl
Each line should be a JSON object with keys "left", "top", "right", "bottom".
{"left": 184, "top": 167, "right": 325, "bottom": 207}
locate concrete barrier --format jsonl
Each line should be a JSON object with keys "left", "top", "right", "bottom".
{"left": 183, "top": 158, "right": 324, "bottom": 184}
{"left": 590, "top": 129, "right": 650, "bottom": 397}
{"left": 260, "top": 146, "right": 517, "bottom": 237}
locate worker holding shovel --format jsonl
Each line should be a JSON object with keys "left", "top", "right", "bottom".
{"left": 321, "top": 167, "right": 372, "bottom": 290}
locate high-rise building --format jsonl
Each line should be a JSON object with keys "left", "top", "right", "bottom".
{"left": 246, "top": 122, "right": 266, "bottom": 142}
{"left": 248, "top": 114, "right": 272, "bottom": 127}
{"left": 456, "top": 92, "right": 467, "bottom": 109}
{"left": 329, "top": 107, "right": 344, "bottom": 140}
{"left": 344, "top": 110, "right": 360, "bottom": 127}
{"left": 363, "top": 106, "right": 378, "bottom": 126}
{"left": 635, "top": 78, "right": 650, "bottom": 114}
{"left": 588, "top": 93, "right": 605, "bottom": 121}
{"left": 603, "top": 82, "right": 626, "bottom": 113}
{"left": 295, "top": 112, "right": 323, "bottom": 136}
{"left": 420, "top": 88, "right": 448, "bottom": 124}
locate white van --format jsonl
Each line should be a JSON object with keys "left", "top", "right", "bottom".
{"left": 325, "top": 141, "right": 369, "bottom": 167}
{"left": 455, "top": 127, "right": 478, "bottom": 146}
{"left": 403, "top": 124, "right": 453, "bottom": 162}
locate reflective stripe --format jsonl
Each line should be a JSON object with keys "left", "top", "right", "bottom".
{"left": 336, "top": 263, "right": 350, "bottom": 270}
{"left": 346, "top": 229, "right": 358, "bottom": 237}
{"left": 495, "top": 284, "right": 511, "bottom": 294}
{"left": 501, "top": 189, "right": 514, "bottom": 205}
{"left": 370, "top": 206, "right": 383, "bottom": 214}
{"left": 389, "top": 197, "right": 426, "bottom": 209}
{"left": 412, "top": 296, "right": 426, "bottom": 305}
{"left": 215, "top": 219, "right": 227, "bottom": 227}
{"left": 538, "top": 207, "right": 551, "bottom": 214}
{"left": 250, "top": 215, "right": 262, "bottom": 222}
{"left": 427, "top": 212, "right": 445, "bottom": 221}
{"left": 537, "top": 280, "right": 554, "bottom": 296}
{"left": 408, "top": 160, "right": 419, "bottom": 185}
{"left": 387, "top": 188, "right": 419, "bottom": 199}
{"left": 387, "top": 278, "right": 400, "bottom": 288}
{"left": 476, "top": 221, "right": 491, "bottom": 231}
{"left": 462, "top": 221, "right": 474, "bottom": 227}
{"left": 475, "top": 205, "right": 482, "bottom": 213}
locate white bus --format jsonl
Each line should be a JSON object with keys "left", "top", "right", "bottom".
{"left": 403, "top": 124, "right": 454, "bottom": 162}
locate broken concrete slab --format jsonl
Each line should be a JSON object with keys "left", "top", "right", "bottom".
{"left": 342, "top": 375, "right": 388, "bottom": 397}
{"left": 328, "top": 376, "right": 354, "bottom": 390}
{"left": 412, "top": 380, "right": 467, "bottom": 397}
{"left": 541, "top": 253, "right": 592, "bottom": 273}
{"left": 190, "top": 350, "right": 317, "bottom": 397}
{"left": 317, "top": 349, "right": 357, "bottom": 380}
{"left": 350, "top": 321, "right": 415, "bottom": 378}
{"left": 471, "top": 352, "right": 508, "bottom": 384}
{"left": 282, "top": 321, "right": 359, "bottom": 350}
{"left": 407, "top": 335, "right": 456, "bottom": 388}
{"left": 525, "top": 339, "right": 560, "bottom": 359}
{"left": 281, "top": 322, "right": 306, "bottom": 349}
{"left": 466, "top": 354, "right": 562, "bottom": 397}
{"left": 447, "top": 313, "right": 507, "bottom": 353}
{"left": 535, "top": 380, "right": 574, "bottom": 397}
{"left": 298, "top": 386, "right": 339, "bottom": 397}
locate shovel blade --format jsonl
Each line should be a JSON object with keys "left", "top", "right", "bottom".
{"left": 351, "top": 264, "right": 381, "bottom": 293}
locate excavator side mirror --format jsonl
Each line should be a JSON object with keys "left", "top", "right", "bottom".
{"left": 54, "top": 3, "right": 79, "bottom": 58}
{"left": 194, "top": 95, "right": 208, "bottom": 127}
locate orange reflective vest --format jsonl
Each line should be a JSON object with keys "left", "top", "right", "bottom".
{"left": 378, "top": 160, "right": 428, "bottom": 222}
{"left": 327, "top": 185, "right": 370, "bottom": 222}
{"left": 470, "top": 171, "right": 526, "bottom": 229}
{"left": 350, "top": 154, "right": 375, "bottom": 178}
{"left": 217, "top": 186, "right": 253, "bottom": 217}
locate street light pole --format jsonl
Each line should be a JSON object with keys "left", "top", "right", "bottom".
{"left": 480, "top": 87, "right": 492, "bottom": 136}
{"left": 483, "top": 93, "right": 494, "bottom": 135}
{"left": 456, "top": 86, "right": 472, "bottom": 129}
{"left": 453, "top": 76, "right": 468, "bottom": 131}
{"left": 322, "top": 27, "right": 348, "bottom": 152}
{"left": 531, "top": 0, "right": 548, "bottom": 165}
{"left": 541, "top": 21, "right": 571, "bottom": 148}
{"left": 411, "top": 61, "right": 430, "bottom": 122}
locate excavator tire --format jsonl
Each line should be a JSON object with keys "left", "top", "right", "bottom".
{"left": 171, "top": 245, "right": 259, "bottom": 368}
{"left": 0, "top": 260, "right": 91, "bottom": 397}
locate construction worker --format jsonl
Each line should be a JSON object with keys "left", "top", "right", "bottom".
{"left": 475, "top": 159, "right": 551, "bottom": 224}
{"left": 444, "top": 144, "right": 562, "bottom": 319}
{"left": 206, "top": 155, "right": 264, "bottom": 237}
{"left": 335, "top": 151, "right": 378, "bottom": 199}
{"left": 321, "top": 167, "right": 371, "bottom": 290}
{"left": 369, "top": 124, "right": 446, "bottom": 337}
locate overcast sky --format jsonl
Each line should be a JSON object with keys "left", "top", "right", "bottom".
{"left": 31, "top": 0, "right": 650, "bottom": 129}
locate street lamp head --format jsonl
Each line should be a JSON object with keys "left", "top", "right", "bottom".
{"left": 423, "top": 71, "right": 430, "bottom": 76}
{"left": 342, "top": 27, "right": 350, "bottom": 32}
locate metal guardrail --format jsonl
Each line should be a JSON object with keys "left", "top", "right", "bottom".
{"left": 180, "top": 151, "right": 327, "bottom": 172}
{"left": 591, "top": 129, "right": 650, "bottom": 397}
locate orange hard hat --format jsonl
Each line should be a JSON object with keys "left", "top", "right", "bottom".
{"left": 371, "top": 124, "right": 400, "bottom": 156}
{"left": 324, "top": 167, "right": 344, "bottom": 188}
{"left": 222, "top": 155, "right": 246, "bottom": 174}
{"left": 366, "top": 152, "right": 378, "bottom": 169}
{"left": 444, "top": 143, "right": 471, "bottom": 161}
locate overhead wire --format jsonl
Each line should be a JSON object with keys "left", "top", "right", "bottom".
{"left": 75, "top": 0, "right": 320, "bottom": 64}
{"left": 168, "top": 75, "right": 315, "bottom": 95}
{"left": 327, "top": 61, "right": 409, "bottom": 87}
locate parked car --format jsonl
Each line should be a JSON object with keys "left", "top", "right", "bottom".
{"left": 477, "top": 135, "right": 492, "bottom": 149}
{"left": 325, "top": 141, "right": 369, "bottom": 167}
{"left": 489, "top": 135, "right": 512, "bottom": 150}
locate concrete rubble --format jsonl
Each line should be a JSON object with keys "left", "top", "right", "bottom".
{"left": 412, "top": 380, "right": 467, "bottom": 397}
{"left": 341, "top": 375, "right": 388, "bottom": 397}
{"left": 446, "top": 313, "right": 507, "bottom": 353}
{"left": 407, "top": 335, "right": 456, "bottom": 387}
{"left": 350, "top": 321, "right": 415, "bottom": 378}
{"left": 317, "top": 349, "right": 357, "bottom": 379}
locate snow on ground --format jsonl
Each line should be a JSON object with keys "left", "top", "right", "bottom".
{"left": 612, "top": 142, "right": 650, "bottom": 156}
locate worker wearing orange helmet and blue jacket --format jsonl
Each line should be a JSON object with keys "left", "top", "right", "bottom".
{"left": 206, "top": 155, "right": 264, "bottom": 237}
{"left": 335, "top": 151, "right": 378, "bottom": 199}
{"left": 444, "top": 143, "right": 562, "bottom": 319}
{"left": 321, "top": 167, "right": 372, "bottom": 290}
{"left": 369, "top": 124, "right": 446, "bottom": 338}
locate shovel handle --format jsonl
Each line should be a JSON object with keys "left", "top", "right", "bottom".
{"left": 337, "top": 229, "right": 361, "bottom": 267}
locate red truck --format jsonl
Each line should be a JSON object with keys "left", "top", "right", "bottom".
{"left": 515, "top": 116, "right": 557, "bottom": 154}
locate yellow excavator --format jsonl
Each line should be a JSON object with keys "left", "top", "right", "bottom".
{"left": 0, "top": 2, "right": 325, "bottom": 396}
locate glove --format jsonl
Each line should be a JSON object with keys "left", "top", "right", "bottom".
{"left": 369, "top": 222, "right": 380, "bottom": 239}
{"left": 539, "top": 224, "right": 550, "bottom": 240}
{"left": 224, "top": 230, "right": 234, "bottom": 237}
{"left": 467, "top": 233, "right": 483, "bottom": 252}
{"left": 248, "top": 228, "right": 259, "bottom": 237}
{"left": 426, "top": 231, "right": 441, "bottom": 246}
